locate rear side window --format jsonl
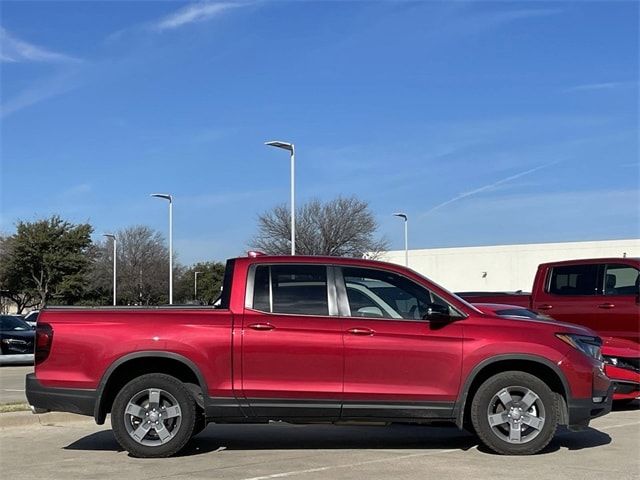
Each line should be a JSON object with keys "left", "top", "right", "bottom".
{"left": 251, "top": 265, "right": 329, "bottom": 316}
{"left": 604, "top": 264, "right": 639, "bottom": 296}
{"left": 548, "top": 264, "right": 599, "bottom": 296}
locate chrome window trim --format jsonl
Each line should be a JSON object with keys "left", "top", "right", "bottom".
{"left": 332, "top": 265, "right": 352, "bottom": 317}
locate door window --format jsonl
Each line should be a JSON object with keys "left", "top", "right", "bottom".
{"left": 548, "top": 264, "right": 600, "bottom": 296}
{"left": 251, "top": 264, "right": 329, "bottom": 316}
{"left": 341, "top": 267, "right": 459, "bottom": 320}
{"left": 604, "top": 264, "right": 640, "bottom": 296}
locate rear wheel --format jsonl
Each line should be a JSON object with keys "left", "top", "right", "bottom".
{"left": 111, "top": 373, "right": 196, "bottom": 458}
{"left": 471, "top": 371, "right": 559, "bottom": 455}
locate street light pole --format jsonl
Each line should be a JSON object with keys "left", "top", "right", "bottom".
{"left": 393, "top": 213, "right": 408, "bottom": 267}
{"left": 151, "top": 193, "right": 173, "bottom": 304}
{"left": 265, "top": 140, "right": 295, "bottom": 255}
{"left": 103, "top": 234, "right": 117, "bottom": 306}
{"left": 194, "top": 271, "right": 202, "bottom": 301}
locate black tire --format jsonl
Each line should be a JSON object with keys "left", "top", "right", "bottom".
{"left": 470, "top": 371, "right": 559, "bottom": 455}
{"left": 111, "top": 373, "right": 196, "bottom": 458}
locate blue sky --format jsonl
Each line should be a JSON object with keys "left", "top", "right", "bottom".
{"left": 1, "top": 1, "right": 638, "bottom": 264}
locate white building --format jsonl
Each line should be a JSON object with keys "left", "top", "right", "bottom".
{"left": 380, "top": 239, "right": 640, "bottom": 293}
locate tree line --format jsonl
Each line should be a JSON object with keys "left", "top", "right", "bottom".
{"left": 0, "top": 217, "right": 225, "bottom": 313}
{"left": 0, "top": 196, "right": 387, "bottom": 313}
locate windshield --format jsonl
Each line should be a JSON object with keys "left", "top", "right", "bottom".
{"left": 0, "top": 315, "right": 32, "bottom": 331}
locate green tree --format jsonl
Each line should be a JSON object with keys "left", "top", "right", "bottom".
{"left": 0, "top": 216, "right": 93, "bottom": 309}
{"left": 0, "top": 235, "right": 39, "bottom": 313}
{"left": 175, "top": 261, "right": 226, "bottom": 304}
{"left": 250, "top": 196, "right": 388, "bottom": 258}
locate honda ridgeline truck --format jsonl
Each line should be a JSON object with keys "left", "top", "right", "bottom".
{"left": 27, "top": 255, "right": 612, "bottom": 457}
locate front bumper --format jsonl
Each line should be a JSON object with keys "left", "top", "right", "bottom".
{"left": 25, "top": 373, "right": 97, "bottom": 417}
{"left": 605, "top": 363, "right": 640, "bottom": 401}
{"left": 565, "top": 366, "right": 613, "bottom": 429}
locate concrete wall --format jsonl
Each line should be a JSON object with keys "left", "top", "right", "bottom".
{"left": 379, "top": 239, "right": 640, "bottom": 293}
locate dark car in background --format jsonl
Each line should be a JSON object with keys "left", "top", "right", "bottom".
{"left": 0, "top": 315, "right": 35, "bottom": 365}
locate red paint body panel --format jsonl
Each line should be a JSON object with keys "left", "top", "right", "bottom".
{"left": 36, "top": 309, "right": 235, "bottom": 398}
{"left": 342, "top": 317, "right": 464, "bottom": 402}
{"left": 241, "top": 309, "right": 344, "bottom": 400}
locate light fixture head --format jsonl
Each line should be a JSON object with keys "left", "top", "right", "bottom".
{"left": 265, "top": 140, "right": 294, "bottom": 152}
{"left": 151, "top": 193, "right": 172, "bottom": 201}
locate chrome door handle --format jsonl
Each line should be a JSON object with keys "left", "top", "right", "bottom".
{"left": 248, "top": 323, "right": 275, "bottom": 331}
{"left": 597, "top": 303, "right": 615, "bottom": 309}
{"left": 347, "top": 328, "right": 375, "bottom": 336}
{"left": 538, "top": 304, "right": 553, "bottom": 311}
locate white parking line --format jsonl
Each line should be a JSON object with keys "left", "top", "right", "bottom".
{"left": 241, "top": 448, "right": 461, "bottom": 480}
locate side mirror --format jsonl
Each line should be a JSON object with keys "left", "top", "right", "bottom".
{"left": 423, "top": 303, "right": 452, "bottom": 322}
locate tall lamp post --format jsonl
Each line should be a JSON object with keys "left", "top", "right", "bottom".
{"left": 393, "top": 212, "right": 409, "bottom": 267}
{"left": 151, "top": 193, "right": 173, "bottom": 304}
{"left": 194, "top": 271, "right": 202, "bottom": 301}
{"left": 103, "top": 234, "right": 117, "bottom": 306}
{"left": 265, "top": 140, "right": 295, "bottom": 255}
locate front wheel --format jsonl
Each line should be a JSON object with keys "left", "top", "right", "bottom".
{"left": 470, "top": 371, "right": 559, "bottom": 455}
{"left": 111, "top": 373, "right": 196, "bottom": 458}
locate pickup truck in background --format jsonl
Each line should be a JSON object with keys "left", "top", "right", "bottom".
{"left": 27, "top": 255, "right": 612, "bottom": 458}
{"left": 459, "top": 258, "right": 640, "bottom": 402}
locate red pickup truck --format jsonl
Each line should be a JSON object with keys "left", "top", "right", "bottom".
{"left": 27, "top": 255, "right": 611, "bottom": 458}
{"left": 458, "top": 258, "right": 640, "bottom": 342}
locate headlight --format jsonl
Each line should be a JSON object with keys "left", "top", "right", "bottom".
{"left": 556, "top": 333, "right": 602, "bottom": 361}
{"left": 603, "top": 356, "right": 618, "bottom": 366}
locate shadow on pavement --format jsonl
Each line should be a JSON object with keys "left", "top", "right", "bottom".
{"left": 64, "top": 422, "right": 612, "bottom": 458}
{"left": 475, "top": 426, "right": 611, "bottom": 455}
{"left": 65, "top": 423, "right": 478, "bottom": 457}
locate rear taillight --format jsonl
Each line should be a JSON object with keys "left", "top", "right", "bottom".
{"left": 35, "top": 323, "right": 53, "bottom": 365}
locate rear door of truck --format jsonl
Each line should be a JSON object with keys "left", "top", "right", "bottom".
{"left": 240, "top": 262, "right": 343, "bottom": 419}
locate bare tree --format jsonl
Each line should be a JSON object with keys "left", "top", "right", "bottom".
{"left": 251, "top": 197, "right": 388, "bottom": 258}
{"left": 89, "top": 226, "right": 171, "bottom": 305}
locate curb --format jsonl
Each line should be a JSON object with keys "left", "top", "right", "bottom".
{"left": 0, "top": 410, "right": 94, "bottom": 428}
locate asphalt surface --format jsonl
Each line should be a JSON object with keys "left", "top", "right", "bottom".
{"left": 0, "top": 365, "right": 32, "bottom": 404}
{"left": 0, "top": 403, "right": 638, "bottom": 480}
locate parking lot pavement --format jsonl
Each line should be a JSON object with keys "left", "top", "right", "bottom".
{"left": 0, "top": 404, "right": 638, "bottom": 480}
{"left": 0, "top": 366, "right": 32, "bottom": 404}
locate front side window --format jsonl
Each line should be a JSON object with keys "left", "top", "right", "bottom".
{"left": 341, "top": 267, "right": 459, "bottom": 320}
{"left": 548, "top": 264, "right": 599, "bottom": 296}
{"left": 251, "top": 264, "right": 329, "bottom": 316}
{"left": 604, "top": 264, "right": 639, "bottom": 296}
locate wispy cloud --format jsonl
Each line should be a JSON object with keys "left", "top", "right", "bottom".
{"left": 60, "top": 183, "right": 92, "bottom": 197}
{"left": 419, "top": 161, "right": 562, "bottom": 218}
{"left": 565, "top": 81, "right": 636, "bottom": 92}
{"left": 0, "top": 71, "right": 82, "bottom": 118}
{"left": 154, "top": 2, "right": 247, "bottom": 31}
{"left": 0, "top": 27, "right": 80, "bottom": 63}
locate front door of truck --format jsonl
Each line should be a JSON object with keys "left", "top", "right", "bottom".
{"left": 241, "top": 263, "right": 343, "bottom": 419}
{"left": 336, "top": 266, "right": 464, "bottom": 419}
